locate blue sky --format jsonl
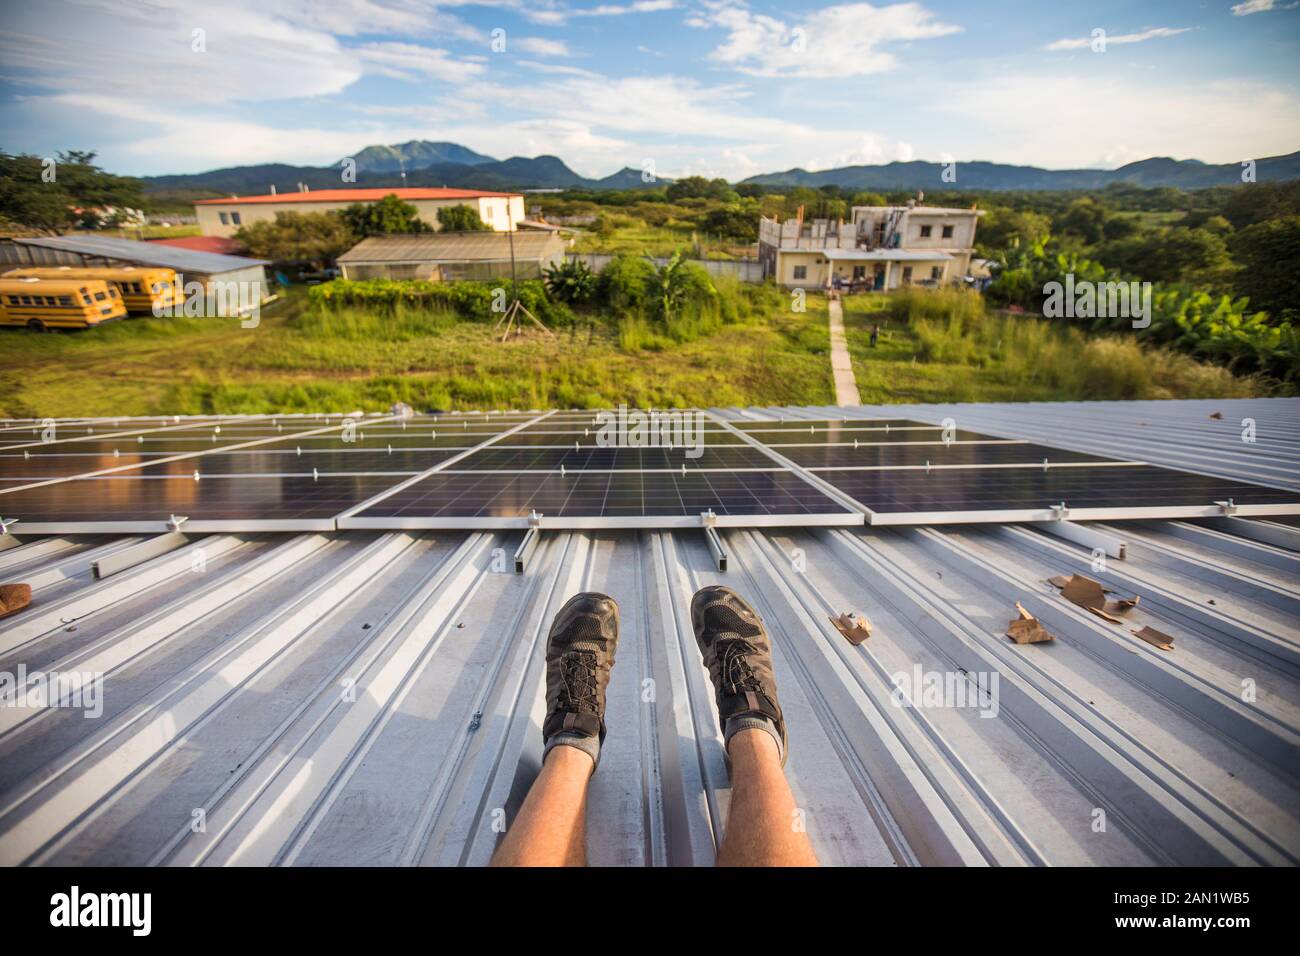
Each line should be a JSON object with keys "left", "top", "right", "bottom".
{"left": 2, "top": 0, "right": 1298, "bottom": 179}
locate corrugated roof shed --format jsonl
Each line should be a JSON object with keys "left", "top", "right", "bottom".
{"left": 5, "top": 235, "right": 269, "bottom": 275}
{"left": 337, "top": 231, "right": 564, "bottom": 264}
{"left": 0, "top": 398, "right": 1296, "bottom": 867}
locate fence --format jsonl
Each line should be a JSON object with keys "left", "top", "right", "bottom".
{"left": 565, "top": 252, "right": 764, "bottom": 283}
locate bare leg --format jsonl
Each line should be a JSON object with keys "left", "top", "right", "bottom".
{"left": 716, "top": 729, "right": 818, "bottom": 867}
{"left": 490, "top": 746, "right": 593, "bottom": 867}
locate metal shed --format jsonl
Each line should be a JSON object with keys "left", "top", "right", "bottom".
{"left": 337, "top": 232, "right": 566, "bottom": 281}
{"left": 0, "top": 398, "right": 1296, "bottom": 866}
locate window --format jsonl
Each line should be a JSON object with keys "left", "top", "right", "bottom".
{"left": 941, "top": 224, "right": 954, "bottom": 239}
{"left": 792, "top": 265, "right": 807, "bottom": 280}
{"left": 484, "top": 204, "right": 494, "bottom": 220}
{"left": 58, "top": 296, "right": 73, "bottom": 306}
{"left": 219, "top": 212, "right": 230, "bottom": 225}
{"left": 230, "top": 212, "right": 242, "bottom": 225}
{"left": 902, "top": 266, "right": 913, "bottom": 284}
{"left": 919, "top": 225, "right": 932, "bottom": 238}
{"left": 852, "top": 266, "right": 866, "bottom": 279}
{"left": 931, "top": 266, "right": 943, "bottom": 280}
{"left": 82, "top": 294, "right": 93, "bottom": 304}
{"left": 20, "top": 296, "right": 33, "bottom": 305}
{"left": 94, "top": 291, "right": 107, "bottom": 301}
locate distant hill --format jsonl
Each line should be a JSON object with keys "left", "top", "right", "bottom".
{"left": 740, "top": 151, "right": 1300, "bottom": 191}
{"left": 140, "top": 140, "right": 1300, "bottom": 198}
{"left": 345, "top": 140, "right": 496, "bottom": 173}
{"left": 142, "top": 151, "right": 663, "bottom": 195}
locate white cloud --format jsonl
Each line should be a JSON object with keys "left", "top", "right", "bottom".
{"left": 1229, "top": 0, "right": 1297, "bottom": 15}
{"left": 699, "top": 1, "right": 961, "bottom": 78}
{"left": 1044, "top": 26, "right": 1191, "bottom": 51}
{"left": 354, "top": 42, "right": 485, "bottom": 82}
{"left": 514, "top": 37, "right": 572, "bottom": 56}
{"left": 937, "top": 75, "right": 1300, "bottom": 168}
{"left": 522, "top": 0, "right": 677, "bottom": 24}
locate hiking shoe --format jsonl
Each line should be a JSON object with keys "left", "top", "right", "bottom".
{"left": 690, "top": 586, "right": 787, "bottom": 766}
{"left": 542, "top": 592, "right": 620, "bottom": 768}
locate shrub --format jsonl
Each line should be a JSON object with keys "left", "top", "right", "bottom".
{"left": 543, "top": 258, "right": 597, "bottom": 304}
{"left": 597, "top": 255, "right": 657, "bottom": 316}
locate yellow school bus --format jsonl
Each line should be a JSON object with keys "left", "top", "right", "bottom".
{"left": 0, "top": 277, "right": 128, "bottom": 330}
{"left": 3, "top": 265, "right": 178, "bottom": 314}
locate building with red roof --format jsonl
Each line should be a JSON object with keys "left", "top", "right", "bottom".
{"left": 193, "top": 187, "right": 525, "bottom": 238}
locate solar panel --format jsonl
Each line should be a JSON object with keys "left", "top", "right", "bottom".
{"left": 1, "top": 410, "right": 1296, "bottom": 533}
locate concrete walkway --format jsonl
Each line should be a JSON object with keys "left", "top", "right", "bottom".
{"left": 826, "top": 296, "right": 861, "bottom": 406}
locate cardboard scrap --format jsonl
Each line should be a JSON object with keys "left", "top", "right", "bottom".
{"left": 1007, "top": 602, "right": 1054, "bottom": 644}
{"left": 1051, "top": 573, "right": 1139, "bottom": 624}
{"left": 830, "top": 611, "right": 872, "bottom": 645}
{"left": 0, "top": 583, "right": 32, "bottom": 619}
{"left": 1132, "top": 625, "right": 1175, "bottom": 651}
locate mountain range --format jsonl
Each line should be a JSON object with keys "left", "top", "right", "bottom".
{"left": 141, "top": 139, "right": 1300, "bottom": 197}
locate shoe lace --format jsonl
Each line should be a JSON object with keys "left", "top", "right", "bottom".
{"left": 721, "top": 640, "right": 763, "bottom": 696}
{"left": 560, "top": 649, "right": 599, "bottom": 713}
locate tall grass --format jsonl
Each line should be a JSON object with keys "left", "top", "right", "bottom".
{"left": 901, "top": 295, "right": 1261, "bottom": 399}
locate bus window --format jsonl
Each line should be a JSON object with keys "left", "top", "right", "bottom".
{"left": 94, "top": 291, "right": 107, "bottom": 301}
{"left": 59, "top": 296, "right": 73, "bottom": 306}
{"left": 21, "top": 296, "right": 32, "bottom": 305}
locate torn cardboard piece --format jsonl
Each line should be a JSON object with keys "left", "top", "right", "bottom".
{"left": 0, "top": 583, "right": 32, "bottom": 619}
{"left": 1050, "top": 573, "right": 1139, "bottom": 624}
{"left": 830, "top": 611, "right": 872, "bottom": 645}
{"left": 1132, "top": 625, "right": 1175, "bottom": 651}
{"left": 1007, "top": 602, "right": 1054, "bottom": 644}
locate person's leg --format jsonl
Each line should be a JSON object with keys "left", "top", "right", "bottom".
{"left": 489, "top": 592, "right": 620, "bottom": 868}
{"left": 690, "top": 585, "right": 818, "bottom": 867}
{"left": 490, "top": 745, "right": 593, "bottom": 866}
{"left": 717, "top": 728, "right": 818, "bottom": 866}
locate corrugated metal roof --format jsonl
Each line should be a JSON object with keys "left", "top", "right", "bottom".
{"left": 11, "top": 236, "right": 269, "bottom": 275}
{"left": 337, "top": 231, "right": 564, "bottom": 264}
{"left": 1, "top": 399, "right": 1296, "bottom": 867}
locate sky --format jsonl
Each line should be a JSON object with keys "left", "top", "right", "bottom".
{"left": 1, "top": 0, "right": 1298, "bottom": 179}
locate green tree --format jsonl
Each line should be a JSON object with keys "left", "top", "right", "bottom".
{"left": 975, "top": 207, "right": 1051, "bottom": 254}
{"left": 1230, "top": 216, "right": 1300, "bottom": 317}
{"left": 665, "top": 176, "right": 735, "bottom": 202}
{"left": 436, "top": 203, "right": 490, "bottom": 232}
{"left": 650, "top": 252, "right": 716, "bottom": 322}
{"left": 1098, "top": 226, "right": 1236, "bottom": 288}
{"left": 338, "top": 193, "right": 431, "bottom": 236}
{"left": 543, "top": 258, "right": 597, "bottom": 304}
{"left": 849, "top": 191, "right": 888, "bottom": 207}
{"left": 699, "top": 204, "right": 759, "bottom": 241}
{"left": 0, "top": 149, "right": 143, "bottom": 233}
{"left": 234, "top": 211, "right": 356, "bottom": 265}
{"left": 598, "top": 254, "right": 658, "bottom": 315}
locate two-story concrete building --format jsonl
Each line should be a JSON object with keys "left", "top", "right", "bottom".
{"left": 195, "top": 188, "right": 526, "bottom": 238}
{"left": 758, "top": 199, "right": 983, "bottom": 290}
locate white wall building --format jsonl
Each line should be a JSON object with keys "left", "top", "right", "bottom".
{"left": 195, "top": 188, "right": 526, "bottom": 238}
{"left": 758, "top": 199, "right": 984, "bottom": 290}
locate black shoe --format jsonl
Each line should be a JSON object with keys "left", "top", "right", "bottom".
{"left": 542, "top": 592, "right": 620, "bottom": 755}
{"left": 690, "top": 586, "right": 788, "bottom": 766}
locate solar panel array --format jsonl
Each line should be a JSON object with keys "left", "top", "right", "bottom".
{"left": 1, "top": 411, "right": 1296, "bottom": 533}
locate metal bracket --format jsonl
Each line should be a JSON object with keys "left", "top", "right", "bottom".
{"left": 93, "top": 528, "right": 193, "bottom": 579}
{"left": 1215, "top": 499, "right": 1238, "bottom": 516}
{"left": 514, "top": 511, "right": 543, "bottom": 574}
{"left": 1034, "top": 518, "right": 1127, "bottom": 560}
{"left": 0, "top": 516, "right": 19, "bottom": 552}
{"left": 167, "top": 514, "right": 189, "bottom": 533}
{"left": 1050, "top": 501, "right": 1069, "bottom": 520}
{"left": 701, "top": 511, "right": 727, "bottom": 571}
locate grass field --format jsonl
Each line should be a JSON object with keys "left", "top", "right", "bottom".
{"left": 0, "top": 289, "right": 835, "bottom": 417}
{"left": 841, "top": 289, "right": 1267, "bottom": 402}
{"left": 0, "top": 285, "right": 1272, "bottom": 417}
